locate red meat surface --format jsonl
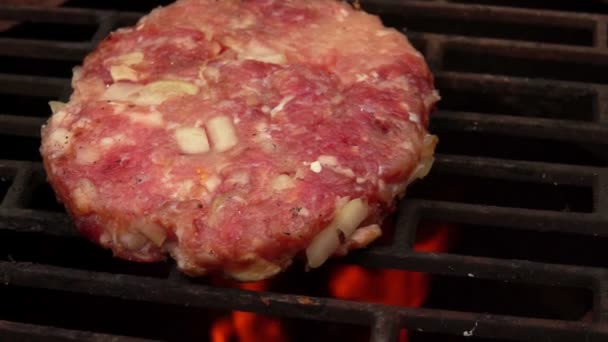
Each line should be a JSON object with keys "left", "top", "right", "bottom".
{"left": 40, "top": 0, "right": 439, "bottom": 280}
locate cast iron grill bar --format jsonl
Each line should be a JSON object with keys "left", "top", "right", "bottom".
{"left": 397, "top": 308, "right": 608, "bottom": 342}
{"left": 390, "top": 196, "right": 419, "bottom": 252}
{"left": 594, "top": 277, "right": 608, "bottom": 322}
{"left": 1, "top": 1, "right": 608, "bottom": 341}
{"left": 433, "top": 111, "right": 608, "bottom": 144}
{"left": 595, "top": 175, "right": 608, "bottom": 217}
{"left": 0, "top": 319, "right": 158, "bottom": 342}
{"left": 435, "top": 70, "right": 608, "bottom": 127}
{"left": 0, "top": 5, "right": 98, "bottom": 24}
{"left": 434, "top": 154, "right": 600, "bottom": 186}
{"left": 370, "top": 312, "right": 400, "bottom": 342}
{"left": 0, "top": 208, "right": 75, "bottom": 237}
{"left": 0, "top": 115, "right": 45, "bottom": 137}
{"left": 0, "top": 39, "right": 89, "bottom": 60}
{"left": 434, "top": 70, "right": 601, "bottom": 94}
{"left": 354, "top": 247, "right": 604, "bottom": 288}
{"left": 0, "top": 73, "right": 68, "bottom": 98}
{"left": 361, "top": 0, "right": 607, "bottom": 23}
{"left": 90, "top": 12, "right": 117, "bottom": 45}
{"left": 3, "top": 260, "right": 608, "bottom": 342}
{"left": 413, "top": 200, "right": 608, "bottom": 236}
{"left": 595, "top": 20, "right": 608, "bottom": 48}
{"left": 0, "top": 160, "right": 21, "bottom": 172}
{"left": 598, "top": 89, "right": 608, "bottom": 123}
{"left": 435, "top": 72, "right": 603, "bottom": 106}
{"left": 425, "top": 37, "right": 608, "bottom": 89}
{"left": 4, "top": 1, "right": 606, "bottom": 25}
{"left": 116, "top": 12, "right": 150, "bottom": 29}
{"left": 422, "top": 39, "right": 443, "bottom": 71}
{"left": 0, "top": 162, "right": 33, "bottom": 208}
{"left": 413, "top": 33, "right": 608, "bottom": 62}
{"left": 2, "top": 261, "right": 374, "bottom": 329}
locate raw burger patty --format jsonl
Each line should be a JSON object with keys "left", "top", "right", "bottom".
{"left": 41, "top": 0, "right": 439, "bottom": 281}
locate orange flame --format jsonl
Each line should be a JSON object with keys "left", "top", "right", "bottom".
{"left": 211, "top": 222, "right": 452, "bottom": 342}
{"left": 210, "top": 311, "right": 284, "bottom": 342}
{"left": 210, "top": 281, "right": 285, "bottom": 342}
{"left": 329, "top": 222, "right": 452, "bottom": 342}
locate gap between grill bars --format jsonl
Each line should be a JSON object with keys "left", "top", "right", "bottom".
{"left": 1, "top": 1, "right": 608, "bottom": 341}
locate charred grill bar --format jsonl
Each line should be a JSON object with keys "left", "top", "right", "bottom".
{"left": 1, "top": 1, "right": 608, "bottom": 341}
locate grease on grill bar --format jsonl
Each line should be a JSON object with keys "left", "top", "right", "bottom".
{"left": 1, "top": 0, "right": 608, "bottom": 341}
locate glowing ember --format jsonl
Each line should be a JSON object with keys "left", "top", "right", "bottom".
{"left": 210, "top": 222, "right": 452, "bottom": 342}
{"left": 330, "top": 266, "right": 429, "bottom": 307}
{"left": 414, "top": 221, "right": 452, "bottom": 253}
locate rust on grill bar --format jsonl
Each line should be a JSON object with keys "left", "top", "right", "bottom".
{"left": 1, "top": 0, "right": 608, "bottom": 341}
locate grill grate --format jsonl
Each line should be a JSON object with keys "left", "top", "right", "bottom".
{"left": 2, "top": 0, "right": 608, "bottom": 341}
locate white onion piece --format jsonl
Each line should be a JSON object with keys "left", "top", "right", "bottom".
{"left": 272, "top": 174, "right": 295, "bottom": 191}
{"left": 349, "top": 224, "right": 382, "bottom": 248}
{"left": 228, "top": 257, "right": 282, "bottom": 282}
{"left": 114, "top": 51, "right": 144, "bottom": 66}
{"left": 102, "top": 82, "right": 142, "bottom": 102}
{"left": 414, "top": 158, "right": 434, "bottom": 179}
{"left": 422, "top": 134, "right": 438, "bottom": 158}
{"left": 135, "top": 222, "right": 167, "bottom": 247}
{"left": 226, "top": 171, "right": 250, "bottom": 186}
{"left": 49, "top": 101, "right": 66, "bottom": 114}
{"left": 238, "top": 41, "right": 287, "bottom": 65}
{"left": 71, "top": 67, "right": 83, "bottom": 87}
{"left": 207, "top": 115, "right": 239, "bottom": 152}
{"left": 119, "top": 231, "right": 147, "bottom": 250}
{"left": 407, "top": 134, "right": 438, "bottom": 184}
{"left": 110, "top": 65, "right": 138, "bottom": 81}
{"left": 306, "top": 198, "right": 369, "bottom": 268}
{"left": 134, "top": 80, "right": 199, "bottom": 106}
{"left": 204, "top": 175, "right": 222, "bottom": 192}
{"left": 174, "top": 127, "right": 210, "bottom": 154}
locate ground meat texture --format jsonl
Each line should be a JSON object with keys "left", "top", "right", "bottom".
{"left": 40, "top": 0, "right": 439, "bottom": 281}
